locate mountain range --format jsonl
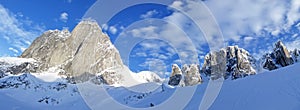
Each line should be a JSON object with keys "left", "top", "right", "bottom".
{"left": 0, "top": 20, "right": 300, "bottom": 109}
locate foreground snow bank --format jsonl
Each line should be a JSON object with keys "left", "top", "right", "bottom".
{"left": 186, "top": 62, "right": 300, "bottom": 110}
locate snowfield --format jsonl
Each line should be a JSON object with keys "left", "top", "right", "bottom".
{"left": 0, "top": 57, "right": 300, "bottom": 110}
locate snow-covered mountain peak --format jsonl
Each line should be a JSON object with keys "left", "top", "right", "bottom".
{"left": 19, "top": 20, "right": 163, "bottom": 88}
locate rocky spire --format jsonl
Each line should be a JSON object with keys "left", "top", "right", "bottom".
{"left": 168, "top": 64, "right": 182, "bottom": 86}
{"left": 182, "top": 64, "right": 202, "bottom": 86}
{"left": 262, "top": 41, "right": 294, "bottom": 70}
{"left": 168, "top": 64, "right": 202, "bottom": 86}
{"left": 274, "top": 41, "right": 294, "bottom": 67}
{"left": 291, "top": 48, "right": 300, "bottom": 62}
{"left": 201, "top": 46, "right": 256, "bottom": 80}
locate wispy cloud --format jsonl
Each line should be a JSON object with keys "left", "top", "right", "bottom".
{"left": 166, "top": 0, "right": 300, "bottom": 58}
{"left": 60, "top": 12, "right": 68, "bottom": 23}
{"left": 109, "top": 26, "right": 117, "bottom": 34}
{"left": 138, "top": 58, "right": 167, "bottom": 78}
{"left": 140, "top": 10, "right": 158, "bottom": 19}
{"left": 0, "top": 4, "right": 45, "bottom": 56}
{"left": 8, "top": 47, "right": 19, "bottom": 53}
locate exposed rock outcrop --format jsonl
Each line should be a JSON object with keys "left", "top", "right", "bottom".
{"left": 201, "top": 46, "right": 256, "bottom": 80}
{"left": 0, "top": 58, "right": 38, "bottom": 78}
{"left": 274, "top": 41, "right": 294, "bottom": 67}
{"left": 182, "top": 64, "right": 202, "bottom": 86}
{"left": 262, "top": 41, "right": 294, "bottom": 70}
{"left": 291, "top": 48, "right": 300, "bottom": 63}
{"left": 63, "top": 21, "right": 123, "bottom": 76}
{"left": 262, "top": 54, "right": 278, "bottom": 70}
{"left": 20, "top": 29, "right": 71, "bottom": 71}
{"left": 168, "top": 64, "right": 202, "bottom": 86}
{"left": 21, "top": 21, "right": 123, "bottom": 81}
{"left": 168, "top": 64, "right": 182, "bottom": 86}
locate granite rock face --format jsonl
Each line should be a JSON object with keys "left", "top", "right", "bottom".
{"left": 262, "top": 54, "right": 278, "bottom": 70}
{"left": 291, "top": 49, "right": 300, "bottom": 62}
{"left": 201, "top": 46, "right": 256, "bottom": 80}
{"left": 262, "top": 41, "right": 294, "bottom": 70}
{"left": 273, "top": 41, "right": 294, "bottom": 67}
{"left": 63, "top": 21, "right": 123, "bottom": 77}
{"left": 182, "top": 64, "right": 202, "bottom": 86}
{"left": 168, "top": 64, "right": 182, "bottom": 86}
{"left": 21, "top": 21, "right": 124, "bottom": 83}
{"left": 168, "top": 64, "right": 202, "bottom": 86}
{"left": 20, "top": 29, "right": 71, "bottom": 71}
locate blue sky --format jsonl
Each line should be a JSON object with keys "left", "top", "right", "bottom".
{"left": 0, "top": 0, "right": 300, "bottom": 78}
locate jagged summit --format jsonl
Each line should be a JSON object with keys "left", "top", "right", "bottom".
{"left": 201, "top": 45, "right": 257, "bottom": 80}
{"left": 168, "top": 64, "right": 202, "bottom": 86}
{"left": 64, "top": 19, "right": 123, "bottom": 77}
{"left": 262, "top": 40, "right": 295, "bottom": 70}
{"left": 21, "top": 20, "right": 123, "bottom": 81}
{"left": 19, "top": 20, "right": 163, "bottom": 86}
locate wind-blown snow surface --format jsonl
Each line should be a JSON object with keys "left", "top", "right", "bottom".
{"left": 185, "top": 62, "right": 300, "bottom": 110}
{"left": 1, "top": 58, "right": 300, "bottom": 109}
{"left": 74, "top": 63, "right": 300, "bottom": 110}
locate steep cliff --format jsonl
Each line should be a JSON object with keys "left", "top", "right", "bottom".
{"left": 21, "top": 21, "right": 123, "bottom": 78}
{"left": 201, "top": 46, "right": 256, "bottom": 80}
{"left": 262, "top": 41, "right": 294, "bottom": 70}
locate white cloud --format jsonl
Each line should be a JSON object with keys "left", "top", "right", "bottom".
{"left": 139, "top": 42, "right": 156, "bottom": 49}
{"left": 244, "top": 36, "right": 254, "bottom": 43}
{"left": 109, "top": 26, "right": 118, "bottom": 34}
{"left": 139, "top": 58, "right": 167, "bottom": 78}
{"left": 286, "top": 37, "right": 300, "bottom": 50}
{"left": 133, "top": 40, "right": 175, "bottom": 59}
{"left": 204, "top": 0, "right": 299, "bottom": 39}
{"left": 3, "top": 36, "right": 10, "bottom": 41}
{"left": 140, "top": 10, "right": 158, "bottom": 19}
{"left": 101, "top": 24, "right": 108, "bottom": 31}
{"left": 165, "top": 0, "right": 300, "bottom": 58}
{"left": 286, "top": 0, "right": 300, "bottom": 27}
{"left": 170, "top": 1, "right": 184, "bottom": 10}
{"left": 120, "top": 18, "right": 200, "bottom": 64}
{"left": 118, "top": 0, "right": 300, "bottom": 68}
{"left": 8, "top": 47, "right": 19, "bottom": 53}
{"left": 0, "top": 4, "right": 44, "bottom": 54}
{"left": 292, "top": 34, "right": 298, "bottom": 39}
{"left": 130, "top": 26, "right": 157, "bottom": 38}
{"left": 271, "top": 29, "right": 281, "bottom": 36}
{"left": 134, "top": 52, "right": 147, "bottom": 57}
{"left": 60, "top": 12, "right": 68, "bottom": 22}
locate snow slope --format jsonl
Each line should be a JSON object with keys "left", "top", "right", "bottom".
{"left": 0, "top": 73, "right": 89, "bottom": 110}
{"left": 207, "top": 62, "right": 300, "bottom": 110}
{"left": 1, "top": 58, "right": 300, "bottom": 109}
{"left": 81, "top": 63, "right": 300, "bottom": 110}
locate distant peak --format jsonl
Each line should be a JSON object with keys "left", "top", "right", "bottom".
{"left": 275, "top": 40, "right": 285, "bottom": 48}
{"left": 72, "top": 19, "right": 103, "bottom": 33}
{"left": 78, "top": 19, "right": 99, "bottom": 26}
